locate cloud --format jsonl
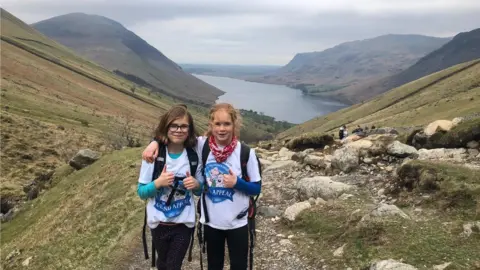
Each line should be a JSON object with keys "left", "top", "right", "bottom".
{"left": 2, "top": 0, "right": 480, "bottom": 65}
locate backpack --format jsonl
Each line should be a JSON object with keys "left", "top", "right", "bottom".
{"left": 197, "top": 138, "right": 262, "bottom": 270}
{"left": 142, "top": 142, "right": 199, "bottom": 268}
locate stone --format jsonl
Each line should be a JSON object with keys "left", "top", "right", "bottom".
{"left": 424, "top": 120, "right": 454, "bottom": 136}
{"left": 308, "top": 197, "right": 316, "bottom": 205}
{"left": 386, "top": 141, "right": 418, "bottom": 158}
{"left": 370, "top": 259, "right": 418, "bottom": 270}
{"left": 363, "top": 157, "right": 374, "bottom": 164}
{"left": 304, "top": 155, "right": 326, "bottom": 168}
{"left": 467, "top": 141, "right": 479, "bottom": 149}
{"left": 377, "top": 188, "right": 385, "bottom": 196}
{"left": 333, "top": 244, "right": 346, "bottom": 257}
{"left": 339, "top": 193, "right": 354, "bottom": 200}
{"left": 385, "top": 166, "right": 394, "bottom": 173}
{"left": 264, "top": 161, "right": 296, "bottom": 172}
{"left": 361, "top": 204, "right": 410, "bottom": 224}
{"left": 69, "top": 149, "right": 101, "bottom": 170}
{"left": 296, "top": 176, "right": 354, "bottom": 200}
{"left": 22, "top": 257, "right": 33, "bottom": 267}
{"left": 279, "top": 147, "right": 295, "bottom": 159}
{"left": 460, "top": 221, "right": 480, "bottom": 237}
{"left": 315, "top": 197, "right": 327, "bottom": 205}
{"left": 284, "top": 201, "right": 311, "bottom": 221}
{"left": 417, "top": 148, "right": 468, "bottom": 161}
{"left": 279, "top": 239, "right": 293, "bottom": 246}
{"left": 433, "top": 262, "right": 452, "bottom": 270}
{"left": 259, "top": 158, "right": 273, "bottom": 167}
{"left": 258, "top": 206, "right": 282, "bottom": 218}
{"left": 331, "top": 146, "right": 360, "bottom": 172}
{"left": 303, "top": 148, "right": 315, "bottom": 155}
{"left": 291, "top": 152, "right": 307, "bottom": 162}
{"left": 452, "top": 117, "right": 464, "bottom": 126}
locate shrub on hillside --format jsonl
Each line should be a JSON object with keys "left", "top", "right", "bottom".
{"left": 285, "top": 133, "right": 334, "bottom": 151}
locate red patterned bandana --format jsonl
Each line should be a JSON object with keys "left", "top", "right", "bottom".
{"left": 209, "top": 135, "right": 238, "bottom": 163}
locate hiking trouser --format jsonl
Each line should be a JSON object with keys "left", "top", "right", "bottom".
{"left": 204, "top": 224, "right": 249, "bottom": 270}
{"left": 151, "top": 223, "right": 193, "bottom": 270}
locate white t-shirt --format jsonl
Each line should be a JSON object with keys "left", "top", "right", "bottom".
{"left": 196, "top": 136, "right": 262, "bottom": 230}
{"left": 138, "top": 146, "right": 201, "bottom": 229}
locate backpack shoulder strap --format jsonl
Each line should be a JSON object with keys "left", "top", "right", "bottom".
{"left": 240, "top": 143, "right": 251, "bottom": 182}
{"left": 201, "top": 138, "right": 210, "bottom": 177}
{"left": 186, "top": 147, "right": 199, "bottom": 175}
{"left": 152, "top": 143, "right": 167, "bottom": 181}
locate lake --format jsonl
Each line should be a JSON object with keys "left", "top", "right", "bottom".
{"left": 194, "top": 74, "right": 347, "bottom": 124}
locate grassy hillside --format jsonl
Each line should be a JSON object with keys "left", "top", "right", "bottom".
{"left": 1, "top": 148, "right": 146, "bottom": 269}
{"left": 0, "top": 9, "right": 292, "bottom": 213}
{"left": 278, "top": 59, "right": 480, "bottom": 139}
{"left": 32, "top": 12, "right": 224, "bottom": 105}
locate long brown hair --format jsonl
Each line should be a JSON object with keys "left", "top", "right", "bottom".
{"left": 205, "top": 103, "right": 242, "bottom": 138}
{"left": 154, "top": 104, "right": 197, "bottom": 148}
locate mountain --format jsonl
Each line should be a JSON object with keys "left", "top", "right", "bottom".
{"left": 32, "top": 13, "right": 224, "bottom": 105}
{"left": 249, "top": 34, "right": 450, "bottom": 102}
{"left": 277, "top": 59, "right": 480, "bottom": 139}
{"left": 333, "top": 28, "right": 480, "bottom": 103}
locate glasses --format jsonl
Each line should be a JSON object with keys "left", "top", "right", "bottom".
{"left": 169, "top": 124, "right": 189, "bottom": 132}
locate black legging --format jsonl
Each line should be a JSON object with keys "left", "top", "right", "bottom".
{"left": 204, "top": 224, "right": 249, "bottom": 270}
{"left": 151, "top": 223, "right": 193, "bottom": 270}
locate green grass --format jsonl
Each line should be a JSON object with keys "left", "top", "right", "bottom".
{"left": 286, "top": 194, "right": 480, "bottom": 269}
{"left": 278, "top": 59, "right": 480, "bottom": 140}
{"left": 395, "top": 160, "right": 480, "bottom": 219}
{"left": 1, "top": 148, "right": 145, "bottom": 270}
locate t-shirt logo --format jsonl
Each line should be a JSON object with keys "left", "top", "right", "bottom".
{"left": 205, "top": 163, "right": 235, "bottom": 203}
{"left": 154, "top": 174, "right": 191, "bottom": 218}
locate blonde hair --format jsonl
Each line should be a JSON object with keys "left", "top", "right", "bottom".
{"left": 205, "top": 103, "right": 242, "bottom": 138}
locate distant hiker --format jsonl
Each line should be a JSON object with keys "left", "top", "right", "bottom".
{"left": 343, "top": 125, "right": 348, "bottom": 138}
{"left": 339, "top": 126, "right": 345, "bottom": 140}
{"left": 142, "top": 103, "right": 262, "bottom": 270}
{"left": 137, "top": 104, "right": 202, "bottom": 270}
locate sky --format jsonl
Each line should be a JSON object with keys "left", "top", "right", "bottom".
{"left": 2, "top": 0, "right": 480, "bottom": 65}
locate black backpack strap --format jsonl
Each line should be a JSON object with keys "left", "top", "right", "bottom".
{"left": 200, "top": 139, "right": 211, "bottom": 223}
{"left": 142, "top": 143, "right": 166, "bottom": 267}
{"left": 186, "top": 147, "right": 199, "bottom": 176}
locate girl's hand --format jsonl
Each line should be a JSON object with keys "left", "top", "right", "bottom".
{"left": 154, "top": 166, "right": 174, "bottom": 188}
{"left": 223, "top": 169, "right": 237, "bottom": 189}
{"left": 183, "top": 172, "right": 200, "bottom": 190}
{"left": 142, "top": 140, "right": 159, "bottom": 163}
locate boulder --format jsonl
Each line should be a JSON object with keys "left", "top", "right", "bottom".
{"left": 368, "top": 203, "right": 410, "bottom": 220}
{"left": 296, "top": 176, "right": 354, "bottom": 200}
{"left": 386, "top": 141, "right": 418, "bottom": 158}
{"left": 370, "top": 259, "right": 418, "bottom": 270}
{"left": 368, "top": 134, "right": 397, "bottom": 156}
{"left": 467, "top": 141, "right": 479, "bottom": 149}
{"left": 424, "top": 120, "right": 454, "bottom": 136}
{"left": 264, "top": 160, "right": 296, "bottom": 172}
{"left": 278, "top": 147, "right": 295, "bottom": 160}
{"left": 283, "top": 201, "right": 311, "bottom": 221}
{"left": 331, "top": 146, "right": 360, "bottom": 172}
{"left": 291, "top": 152, "right": 307, "bottom": 162}
{"left": 69, "top": 149, "right": 101, "bottom": 170}
{"left": 417, "top": 148, "right": 468, "bottom": 161}
{"left": 259, "top": 158, "right": 273, "bottom": 167}
{"left": 452, "top": 117, "right": 464, "bottom": 126}
{"left": 257, "top": 206, "right": 282, "bottom": 218}
{"left": 304, "top": 155, "right": 326, "bottom": 168}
